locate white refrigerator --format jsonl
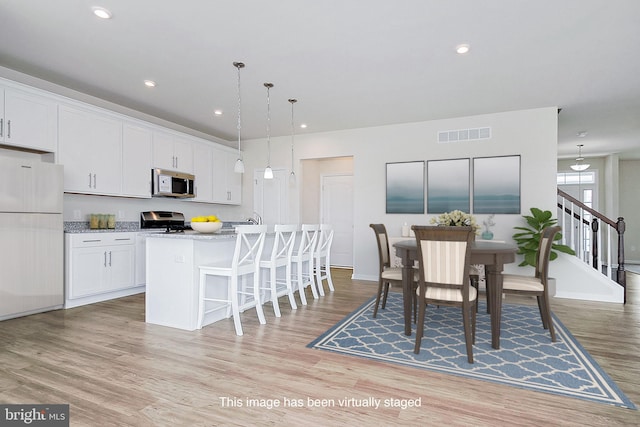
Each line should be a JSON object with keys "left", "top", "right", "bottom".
{"left": 0, "top": 155, "right": 64, "bottom": 320}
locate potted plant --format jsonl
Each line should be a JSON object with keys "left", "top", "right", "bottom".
{"left": 513, "top": 207, "right": 575, "bottom": 267}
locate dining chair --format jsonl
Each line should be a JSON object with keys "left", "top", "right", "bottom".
{"left": 370, "top": 224, "right": 418, "bottom": 318}
{"left": 412, "top": 225, "right": 476, "bottom": 363}
{"left": 314, "top": 224, "right": 335, "bottom": 296}
{"left": 197, "top": 225, "right": 268, "bottom": 336}
{"left": 291, "top": 224, "right": 320, "bottom": 305}
{"left": 259, "top": 224, "right": 298, "bottom": 317}
{"left": 501, "top": 225, "right": 561, "bottom": 342}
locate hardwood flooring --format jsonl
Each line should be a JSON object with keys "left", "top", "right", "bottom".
{"left": 0, "top": 270, "right": 638, "bottom": 426}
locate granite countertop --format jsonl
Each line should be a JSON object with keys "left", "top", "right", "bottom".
{"left": 64, "top": 220, "right": 250, "bottom": 234}
{"left": 141, "top": 230, "right": 237, "bottom": 240}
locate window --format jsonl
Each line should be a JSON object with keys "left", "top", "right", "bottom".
{"left": 557, "top": 171, "right": 595, "bottom": 185}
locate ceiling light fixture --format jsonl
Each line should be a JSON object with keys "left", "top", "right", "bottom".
{"left": 92, "top": 7, "right": 112, "bottom": 19}
{"left": 300, "top": 124, "right": 307, "bottom": 129}
{"left": 288, "top": 98, "right": 298, "bottom": 185}
{"left": 263, "top": 82, "right": 274, "bottom": 180}
{"left": 456, "top": 44, "right": 470, "bottom": 54}
{"left": 213, "top": 110, "right": 223, "bottom": 116}
{"left": 570, "top": 144, "right": 590, "bottom": 171}
{"left": 233, "top": 62, "right": 245, "bottom": 173}
{"left": 144, "top": 80, "right": 156, "bottom": 88}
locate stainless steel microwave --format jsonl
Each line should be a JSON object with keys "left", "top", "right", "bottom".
{"left": 151, "top": 168, "right": 196, "bottom": 198}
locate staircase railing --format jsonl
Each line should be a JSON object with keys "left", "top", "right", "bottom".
{"left": 557, "top": 188, "right": 626, "bottom": 303}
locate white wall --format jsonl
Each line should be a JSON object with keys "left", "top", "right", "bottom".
{"left": 243, "top": 107, "right": 559, "bottom": 281}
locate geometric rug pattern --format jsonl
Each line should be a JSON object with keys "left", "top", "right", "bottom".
{"left": 308, "top": 293, "right": 636, "bottom": 409}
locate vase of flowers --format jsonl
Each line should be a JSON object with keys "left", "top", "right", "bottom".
{"left": 481, "top": 214, "right": 496, "bottom": 240}
{"left": 430, "top": 210, "right": 480, "bottom": 234}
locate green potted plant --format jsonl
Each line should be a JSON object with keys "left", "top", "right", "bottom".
{"left": 513, "top": 207, "right": 575, "bottom": 267}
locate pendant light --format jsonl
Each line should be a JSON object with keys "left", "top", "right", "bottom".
{"left": 263, "top": 82, "right": 274, "bottom": 180}
{"left": 288, "top": 98, "right": 297, "bottom": 185}
{"left": 570, "top": 144, "right": 590, "bottom": 171}
{"left": 233, "top": 62, "right": 245, "bottom": 173}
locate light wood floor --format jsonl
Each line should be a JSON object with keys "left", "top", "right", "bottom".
{"left": 0, "top": 270, "right": 638, "bottom": 426}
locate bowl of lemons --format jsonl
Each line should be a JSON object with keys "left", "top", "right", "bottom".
{"left": 190, "top": 215, "right": 223, "bottom": 233}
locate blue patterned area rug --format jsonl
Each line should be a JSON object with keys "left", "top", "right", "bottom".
{"left": 308, "top": 293, "right": 636, "bottom": 409}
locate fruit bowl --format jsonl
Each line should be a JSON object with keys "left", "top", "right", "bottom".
{"left": 190, "top": 221, "right": 223, "bottom": 233}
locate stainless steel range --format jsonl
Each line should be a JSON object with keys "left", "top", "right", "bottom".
{"left": 140, "top": 211, "right": 189, "bottom": 233}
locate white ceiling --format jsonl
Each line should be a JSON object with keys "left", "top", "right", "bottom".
{"left": 1, "top": 1, "right": 639, "bottom": 159}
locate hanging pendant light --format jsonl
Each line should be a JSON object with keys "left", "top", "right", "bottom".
{"left": 288, "top": 98, "right": 297, "bottom": 185}
{"left": 263, "top": 82, "right": 274, "bottom": 179}
{"left": 570, "top": 143, "right": 590, "bottom": 171}
{"left": 233, "top": 62, "right": 245, "bottom": 173}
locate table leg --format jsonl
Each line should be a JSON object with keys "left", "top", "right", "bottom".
{"left": 486, "top": 264, "right": 504, "bottom": 349}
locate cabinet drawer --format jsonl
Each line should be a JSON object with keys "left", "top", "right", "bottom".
{"left": 68, "top": 233, "right": 135, "bottom": 248}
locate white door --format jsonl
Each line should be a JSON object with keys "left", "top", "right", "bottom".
{"left": 254, "top": 169, "right": 289, "bottom": 225}
{"left": 321, "top": 174, "right": 353, "bottom": 267}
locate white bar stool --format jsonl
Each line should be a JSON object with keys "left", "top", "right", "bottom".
{"left": 314, "top": 224, "right": 335, "bottom": 295}
{"left": 197, "top": 225, "right": 268, "bottom": 336}
{"left": 259, "top": 224, "right": 298, "bottom": 317}
{"left": 291, "top": 224, "right": 319, "bottom": 305}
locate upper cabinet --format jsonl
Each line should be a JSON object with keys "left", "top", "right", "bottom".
{"left": 58, "top": 104, "right": 123, "bottom": 196}
{"left": 122, "top": 122, "right": 152, "bottom": 198}
{"left": 152, "top": 130, "right": 193, "bottom": 173}
{"left": 192, "top": 143, "right": 214, "bottom": 203}
{"left": 212, "top": 147, "right": 242, "bottom": 205}
{"left": 0, "top": 85, "right": 57, "bottom": 152}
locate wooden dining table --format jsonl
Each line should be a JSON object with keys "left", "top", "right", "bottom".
{"left": 393, "top": 239, "right": 517, "bottom": 349}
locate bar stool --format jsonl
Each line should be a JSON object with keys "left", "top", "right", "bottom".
{"left": 314, "top": 224, "right": 335, "bottom": 295}
{"left": 197, "top": 225, "right": 268, "bottom": 336}
{"left": 259, "top": 224, "right": 298, "bottom": 317}
{"left": 291, "top": 224, "right": 319, "bottom": 305}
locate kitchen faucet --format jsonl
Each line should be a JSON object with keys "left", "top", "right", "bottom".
{"left": 247, "top": 212, "right": 263, "bottom": 225}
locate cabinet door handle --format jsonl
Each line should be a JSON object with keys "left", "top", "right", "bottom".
{"left": 93, "top": 174, "right": 97, "bottom": 189}
{"left": 104, "top": 251, "right": 107, "bottom": 267}
{"left": 6, "top": 120, "right": 10, "bottom": 139}
{"left": 0, "top": 118, "right": 3, "bottom": 137}
{"left": 175, "top": 156, "right": 178, "bottom": 169}
{"left": 109, "top": 251, "right": 112, "bottom": 267}
{"left": 89, "top": 173, "right": 92, "bottom": 188}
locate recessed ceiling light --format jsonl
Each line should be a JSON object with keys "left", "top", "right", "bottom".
{"left": 213, "top": 110, "right": 223, "bottom": 116}
{"left": 144, "top": 80, "right": 156, "bottom": 88}
{"left": 92, "top": 7, "right": 112, "bottom": 19}
{"left": 455, "top": 44, "right": 470, "bottom": 54}
{"left": 300, "top": 124, "right": 307, "bottom": 129}
{"left": 577, "top": 131, "right": 588, "bottom": 138}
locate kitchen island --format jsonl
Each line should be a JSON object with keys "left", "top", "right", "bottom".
{"left": 144, "top": 230, "right": 240, "bottom": 331}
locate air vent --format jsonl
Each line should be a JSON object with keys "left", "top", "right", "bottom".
{"left": 438, "top": 127, "right": 491, "bottom": 143}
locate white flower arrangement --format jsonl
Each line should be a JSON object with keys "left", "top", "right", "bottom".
{"left": 430, "top": 210, "right": 480, "bottom": 234}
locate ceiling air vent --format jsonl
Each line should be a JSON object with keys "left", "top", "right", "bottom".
{"left": 438, "top": 126, "right": 491, "bottom": 143}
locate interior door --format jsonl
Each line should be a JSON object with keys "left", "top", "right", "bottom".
{"left": 254, "top": 169, "right": 289, "bottom": 225}
{"left": 321, "top": 174, "right": 353, "bottom": 267}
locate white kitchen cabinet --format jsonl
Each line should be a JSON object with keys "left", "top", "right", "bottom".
{"left": 0, "top": 85, "right": 57, "bottom": 153}
{"left": 152, "top": 130, "right": 193, "bottom": 172}
{"left": 58, "top": 104, "right": 123, "bottom": 195}
{"left": 192, "top": 143, "right": 213, "bottom": 202}
{"left": 65, "top": 232, "right": 141, "bottom": 308}
{"left": 212, "top": 147, "right": 242, "bottom": 205}
{"left": 122, "top": 122, "right": 152, "bottom": 198}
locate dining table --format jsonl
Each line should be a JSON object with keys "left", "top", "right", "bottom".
{"left": 393, "top": 239, "right": 517, "bottom": 349}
